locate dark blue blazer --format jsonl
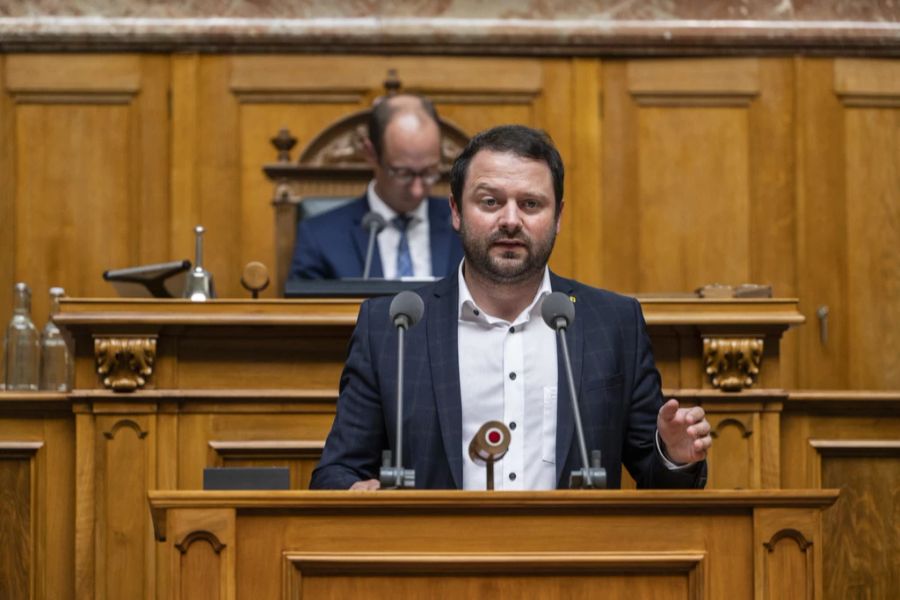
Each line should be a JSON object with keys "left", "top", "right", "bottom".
{"left": 288, "top": 195, "right": 464, "bottom": 281}
{"left": 310, "top": 272, "right": 707, "bottom": 490}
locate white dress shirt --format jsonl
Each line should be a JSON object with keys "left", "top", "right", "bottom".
{"left": 456, "top": 263, "right": 687, "bottom": 491}
{"left": 367, "top": 181, "right": 432, "bottom": 279}
{"left": 458, "top": 263, "right": 558, "bottom": 490}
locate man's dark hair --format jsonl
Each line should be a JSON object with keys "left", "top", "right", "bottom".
{"left": 368, "top": 94, "right": 440, "bottom": 159}
{"left": 450, "top": 125, "right": 564, "bottom": 214}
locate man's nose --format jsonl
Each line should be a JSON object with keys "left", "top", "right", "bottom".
{"left": 498, "top": 201, "right": 523, "bottom": 233}
{"left": 409, "top": 176, "right": 428, "bottom": 200}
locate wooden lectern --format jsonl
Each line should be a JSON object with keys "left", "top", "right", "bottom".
{"left": 150, "top": 489, "right": 838, "bottom": 599}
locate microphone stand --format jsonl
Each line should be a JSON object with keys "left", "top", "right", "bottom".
{"left": 379, "top": 294, "right": 419, "bottom": 489}
{"left": 362, "top": 224, "right": 378, "bottom": 280}
{"left": 361, "top": 213, "right": 386, "bottom": 280}
{"left": 556, "top": 325, "right": 607, "bottom": 489}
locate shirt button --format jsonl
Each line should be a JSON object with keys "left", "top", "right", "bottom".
{"left": 509, "top": 472, "right": 517, "bottom": 481}
{"left": 509, "top": 372, "right": 516, "bottom": 380}
{"left": 509, "top": 421, "right": 517, "bottom": 430}
{"left": 508, "top": 326, "right": 515, "bottom": 333}
{"left": 473, "top": 309, "right": 480, "bottom": 316}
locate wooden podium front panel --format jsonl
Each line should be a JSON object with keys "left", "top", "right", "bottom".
{"left": 151, "top": 491, "right": 837, "bottom": 600}
{"left": 288, "top": 555, "right": 693, "bottom": 599}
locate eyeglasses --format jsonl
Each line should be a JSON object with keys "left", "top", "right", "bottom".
{"left": 383, "top": 165, "right": 442, "bottom": 186}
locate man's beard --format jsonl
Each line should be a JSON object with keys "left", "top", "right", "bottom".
{"left": 459, "top": 220, "right": 557, "bottom": 284}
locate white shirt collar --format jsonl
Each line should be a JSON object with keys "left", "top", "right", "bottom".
{"left": 457, "top": 260, "right": 552, "bottom": 326}
{"left": 366, "top": 180, "right": 428, "bottom": 225}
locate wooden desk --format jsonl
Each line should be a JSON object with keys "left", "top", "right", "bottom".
{"left": 56, "top": 297, "right": 803, "bottom": 392}
{"left": 51, "top": 297, "right": 806, "bottom": 599}
{"left": 149, "top": 489, "right": 838, "bottom": 600}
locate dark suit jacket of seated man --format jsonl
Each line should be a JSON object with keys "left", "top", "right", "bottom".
{"left": 310, "top": 124, "right": 710, "bottom": 490}
{"left": 288, "top": 193, "right": 464, "bottom": 280}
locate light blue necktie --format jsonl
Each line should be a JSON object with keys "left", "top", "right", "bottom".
{"left": 393, "top": 214, "right": 414, "bottom": 278}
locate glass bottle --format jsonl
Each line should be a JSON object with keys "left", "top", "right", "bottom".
{"left": 5, "top": 282, "right": 40, "bottom": 391}
{"left": 40, "top": 287, "right": 73, "bottom": 391}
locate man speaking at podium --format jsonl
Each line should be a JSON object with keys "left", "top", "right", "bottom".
{"left": 310, "top": 125, "right": 711, "bottom": 490}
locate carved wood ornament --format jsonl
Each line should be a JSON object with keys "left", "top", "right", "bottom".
{"left": 703, "top": 337, "right": 763, "bottom": 391}
{"left": 94, "top": 336, "right": 157, "bottom": 392}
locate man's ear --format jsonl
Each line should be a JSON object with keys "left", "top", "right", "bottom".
{"left": 555, "top": 200, "right": 565, "bottom": 234}
{"left": 449, "top": 194, "right": 462, "bottom": 232}
{"left": 363, "top": 138, "right": 378, "bottom": 169}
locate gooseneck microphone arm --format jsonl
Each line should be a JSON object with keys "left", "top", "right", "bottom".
{"left": 395, "top": 321, "right": 406, "bottom": 471}
{"left": 541, "top": 292, "right": 607, "bottom": 489}
{"left": 361, "top": 212, "right": 386, "bottom": 280}
{"left": 556, "top": 323, "right": 591, "bottom": 474}
{"left": 379, "top": 291, "right": 425, "bottom": 489}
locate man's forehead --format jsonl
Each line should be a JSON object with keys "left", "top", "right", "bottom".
{"left": 467, "top": 150, "right": 553, "bottom": 182}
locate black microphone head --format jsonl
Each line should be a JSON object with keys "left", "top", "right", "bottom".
{"left": 541, "top": 291, "right": 575, "bottom": 330}
{"left": 361, "top": 212, "right": 386, "bottom": 233}
{"left": 389, "top": 291, "right": 425, "bottom": 329}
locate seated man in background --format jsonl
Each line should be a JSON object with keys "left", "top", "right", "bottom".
{"left": 310, "top": 124, "right": 711, "bottom": 490}
{"left": 288, "top": 94, "right": 464, "bottom": 281}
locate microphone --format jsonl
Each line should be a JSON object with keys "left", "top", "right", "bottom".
{"left": 389, "top": 290, "right": 425, "bottom": 329}
{"left": 380, "top": 291, "right": 425, "bottom": 489}
{"left": 541, "top": 292, "right": 607, "bottom": 489}
{"left": 468, "top": 421, "right": 511, "bottom": 491}
{"left": 361, "top": 212, "right": 386, "bottom": 280}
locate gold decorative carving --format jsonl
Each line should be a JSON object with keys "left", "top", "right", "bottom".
{"left": 94, "top": 337, "right": 157, "bottom": 392}
{"left": 763, "top": 528, "right": 813, "bottom": 552}
{"left": 175, "top": 530, "right": 226, "bottom": 555}
{"left": 703, "top": 337, "right": 763, "bottom": 391}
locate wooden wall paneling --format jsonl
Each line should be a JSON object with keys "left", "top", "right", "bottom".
{"left": 814, "top": 442, "right": 900, "bottom": 599}
{"left": 601, "top": 58, "right": 796, "bottom": 301}
{"left": 134, "top": 56, "right": 172, "bottom": 267}
{"left": 175, "top": 411, "right": 209, "bottom": 490}
{"left": 796, "top": 58, "right": 900, "bottom": 390}
{"left": 749, "top": 59, "right": 798, "bottom": 389}
{"left": 754, "top": 507, "right": 820, "bottom": 599}
{"left": 3, "top": 54, "right": 169, "bottom": 324}
{"left": 173, "top": 333, "right": 349, "bottom": 390}
{"left": 781, "top": 393, "right": 900, "bottom": 598}
{"left": 707, "top": 412, "right": 758, "bottom": 489}
{"left": 0, "top": 397, "right": 75, "bottom": 600}
{"left": 94, "top": 409, "right": 157, "bottom": 600}
{"left": 170, "top": 55, "right": 202, "bottom": 263}
{"left": 176, "top": 394, "right": 336, "bottom": 490}
{"left": 191, "top": 56, "right": 241, "bottom": 301}
{"left": 74, "top": 404, "right": 95, "bottom": 599}
{"left": 633, "top": 58, "right": 755, "bottom": 293}
{"left": 40, "top": 415, "right": 76, "bottom": 600}
{"left": 168, "top": 507, "right": 235, "bottom": 600}
{"left": 834, "top": 59, "right": 900, "bottom": 390}
{"left": 600, "top": 60, "right": 639, "bottom": 293}
{"left": 795, "top": 58, "right": 849, "bottom": 389}
{"left": 156, "top": 401, "right": 179, "bottom": 599}
{"left": 569, "top": 58, "right": 603, "bottom": 287}
{"left": 535, "top": 59, "right": 575, "bottom": 278}
{"left": 0, "top": 56, "right": 15, "bottom": 325}
{"left": 0, "top": 441, "right": 40, "bottom": 600}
